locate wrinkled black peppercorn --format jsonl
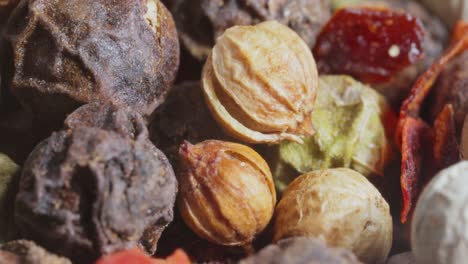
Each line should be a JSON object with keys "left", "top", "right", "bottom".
{"left": 4, "top": 0, "right": 179, "bottom": 127}
{"left": 15, "top": 104, "right": 178, "bottom": 262}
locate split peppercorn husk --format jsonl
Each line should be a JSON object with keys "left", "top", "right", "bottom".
{"left": 171, "top": 0, "right": 331, "bottom": 60}
{"left": 0, "top": 153, "right": 19, "bottom": 243}
{"left": 0, "top": 240, "right": 71, "bottom": 264}
{"left": 3, "top": 0, "right": 179, "bottom": 129}
{"left": 272, "top": 75, "right": 395, "bottom": 193}
{"left": 15, "top": 105, "right": 178, "bottom": 262}
{"left": 315, "top": 1, "right": 448, "bottom": 106}
{"left": 397, "top": 21, "right": 468, "bottom": 223}
{"left": 239, "top": 237, "right": 361, "bottom": 264}
{"left": 150, "top": 82, "right": 230, "bottom": 165}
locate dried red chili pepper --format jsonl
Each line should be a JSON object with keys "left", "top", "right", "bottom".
{"left": 397, "top": 21, "right": 468, "bottom": 223}
{"left": 433, "top": 104, "right": 459, "bottom": 171}
{"left": 95, "top": 249, "right": 191, "bottom": 264}
{"left": 400, "top": 117, "right": 432, "bottom": 223}
{"left": 313, "top": 7, "right": 424, "bottom": 84}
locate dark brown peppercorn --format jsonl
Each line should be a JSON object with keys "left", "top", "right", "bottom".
{"left": 0, "top": 240, "right": 71, "bottom": 264}
{"left": 150, "top": 82, "right": 229, "bottom": 164}
{"left": 172, "top": 0, "right": 331, "bottom": 60}
{"left": 239, "top": 237, "right": 361, "bottom": 264}
{"left": 15, "top": 124, "right": 177, "bottom": 262}
{"left": 4, "top": 0, "right": 179, "bottom": 125}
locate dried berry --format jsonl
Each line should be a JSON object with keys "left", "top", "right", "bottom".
{"left": 272, "top": 75, "right": 395, "bottom": 192}
{"left": 4, "top": 0, "right": 179, "bottom": 124}
{"left": 15, "top": 123, "right": 177, "bottom": 261}
{"left": 172, "top": 0, "right": 331, "bottom": 60}
{"left": 429, "top": 51, "right": 468, "bottom": 135}
{"left": 314, "top": 7, "right": 424, "bottom": 84}
{"left": 411, "top": 161, "right": 468, "bottom": 264}
{"left": 202, "top": 21, "right": 318, "bottom": 144}
{"left": 150, "top": 82, "right": 229, "bottom": 164}
{"left": 0, "top": 240, "right": 71, "bottom": 264}
{"left": 0, "top": 153, "right": 19, "bottom": 242}
{"left": 274, "top": 168, "right": 392, "bottom": 264}
{"left": 239, "top": 237, "right": 361, "bottom": 264}
{"left": 178, "top": 140, "right": 276, "bottom": 246}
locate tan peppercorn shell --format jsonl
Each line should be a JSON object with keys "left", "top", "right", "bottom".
{"left": 177, "top": 140, "right": 276, "bottom": 246}
{"left": 202, "top": 21, "right": 318, "bottom": 144}
{"left": 273, "top": 168, "right": 392, "bottom": 264}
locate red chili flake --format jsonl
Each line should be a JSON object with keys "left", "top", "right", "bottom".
{"left": 313, "top": 7, "right": 424, "bottom": 84}
{"left": 95, "top": 249, "right": 191, "bottom": 264}
{"left": 95, "top": 249, "right": 156, "bottom": 264}
{"left": 400, "top": 117, "right": 432, "bottom": 223}
{"left": 397, "top": 21, "right": 468, "bottom": 145}
{"left": 433, "top": 104, "right": 459, "bottom": 171}
{"left": 397, "top": 21, "right": 468, "bottom": 223}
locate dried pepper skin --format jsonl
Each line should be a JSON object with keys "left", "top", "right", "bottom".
{"left": 4, "top": 0, "right": 179, "bottom": 122}
{"left": 239, "top": 237, "right": 361, "bottom": 264}
{"left": 172, "top": 0, "right": 331, "bottom": 60}
{"left": 0, "top": 240, "right": 71, "bottom": 264}
{"left": 399, "top": 117, "right": 433, "bottom": 223}
{"left": 314, "top": 7, "right": 425, "bottom": 84}
{"left": 397, "top": 21, "right": 468, "bottom": 223}
{"left": 15, "top": 126, "right": 177, "bottom": 262}
{"left": 432, "top": 104, "right": 459, "bottom": 171}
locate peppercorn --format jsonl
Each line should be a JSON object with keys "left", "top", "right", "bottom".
{"left": 15, "top": 105, "right": 178, "bottom": 262}
{"left": 177, "top": 140, "right": 276, "bottom": 246}
{"left": 4, "top": 0, "right": 179, "bottom": 130}
{"left": 202, "top": 21, "right": 318, "bottom": 144}
{"left": 274, "top": 168, "right": 392, "bottom": 264}
{"left": 411, "top": 161, "right": 468, "bottom": 264}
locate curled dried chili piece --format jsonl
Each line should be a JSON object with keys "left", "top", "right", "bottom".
{"left": 313, "top": 7, "right": 424, "bottom": 84}
{"left": 400, "top": 117, "right": 433, "bottom": 223}
{"left": 397, "top": 21, "right": 468, "bottom": 223}
{"left": 433, "top": 104, "right": 459, "bottom": 171}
